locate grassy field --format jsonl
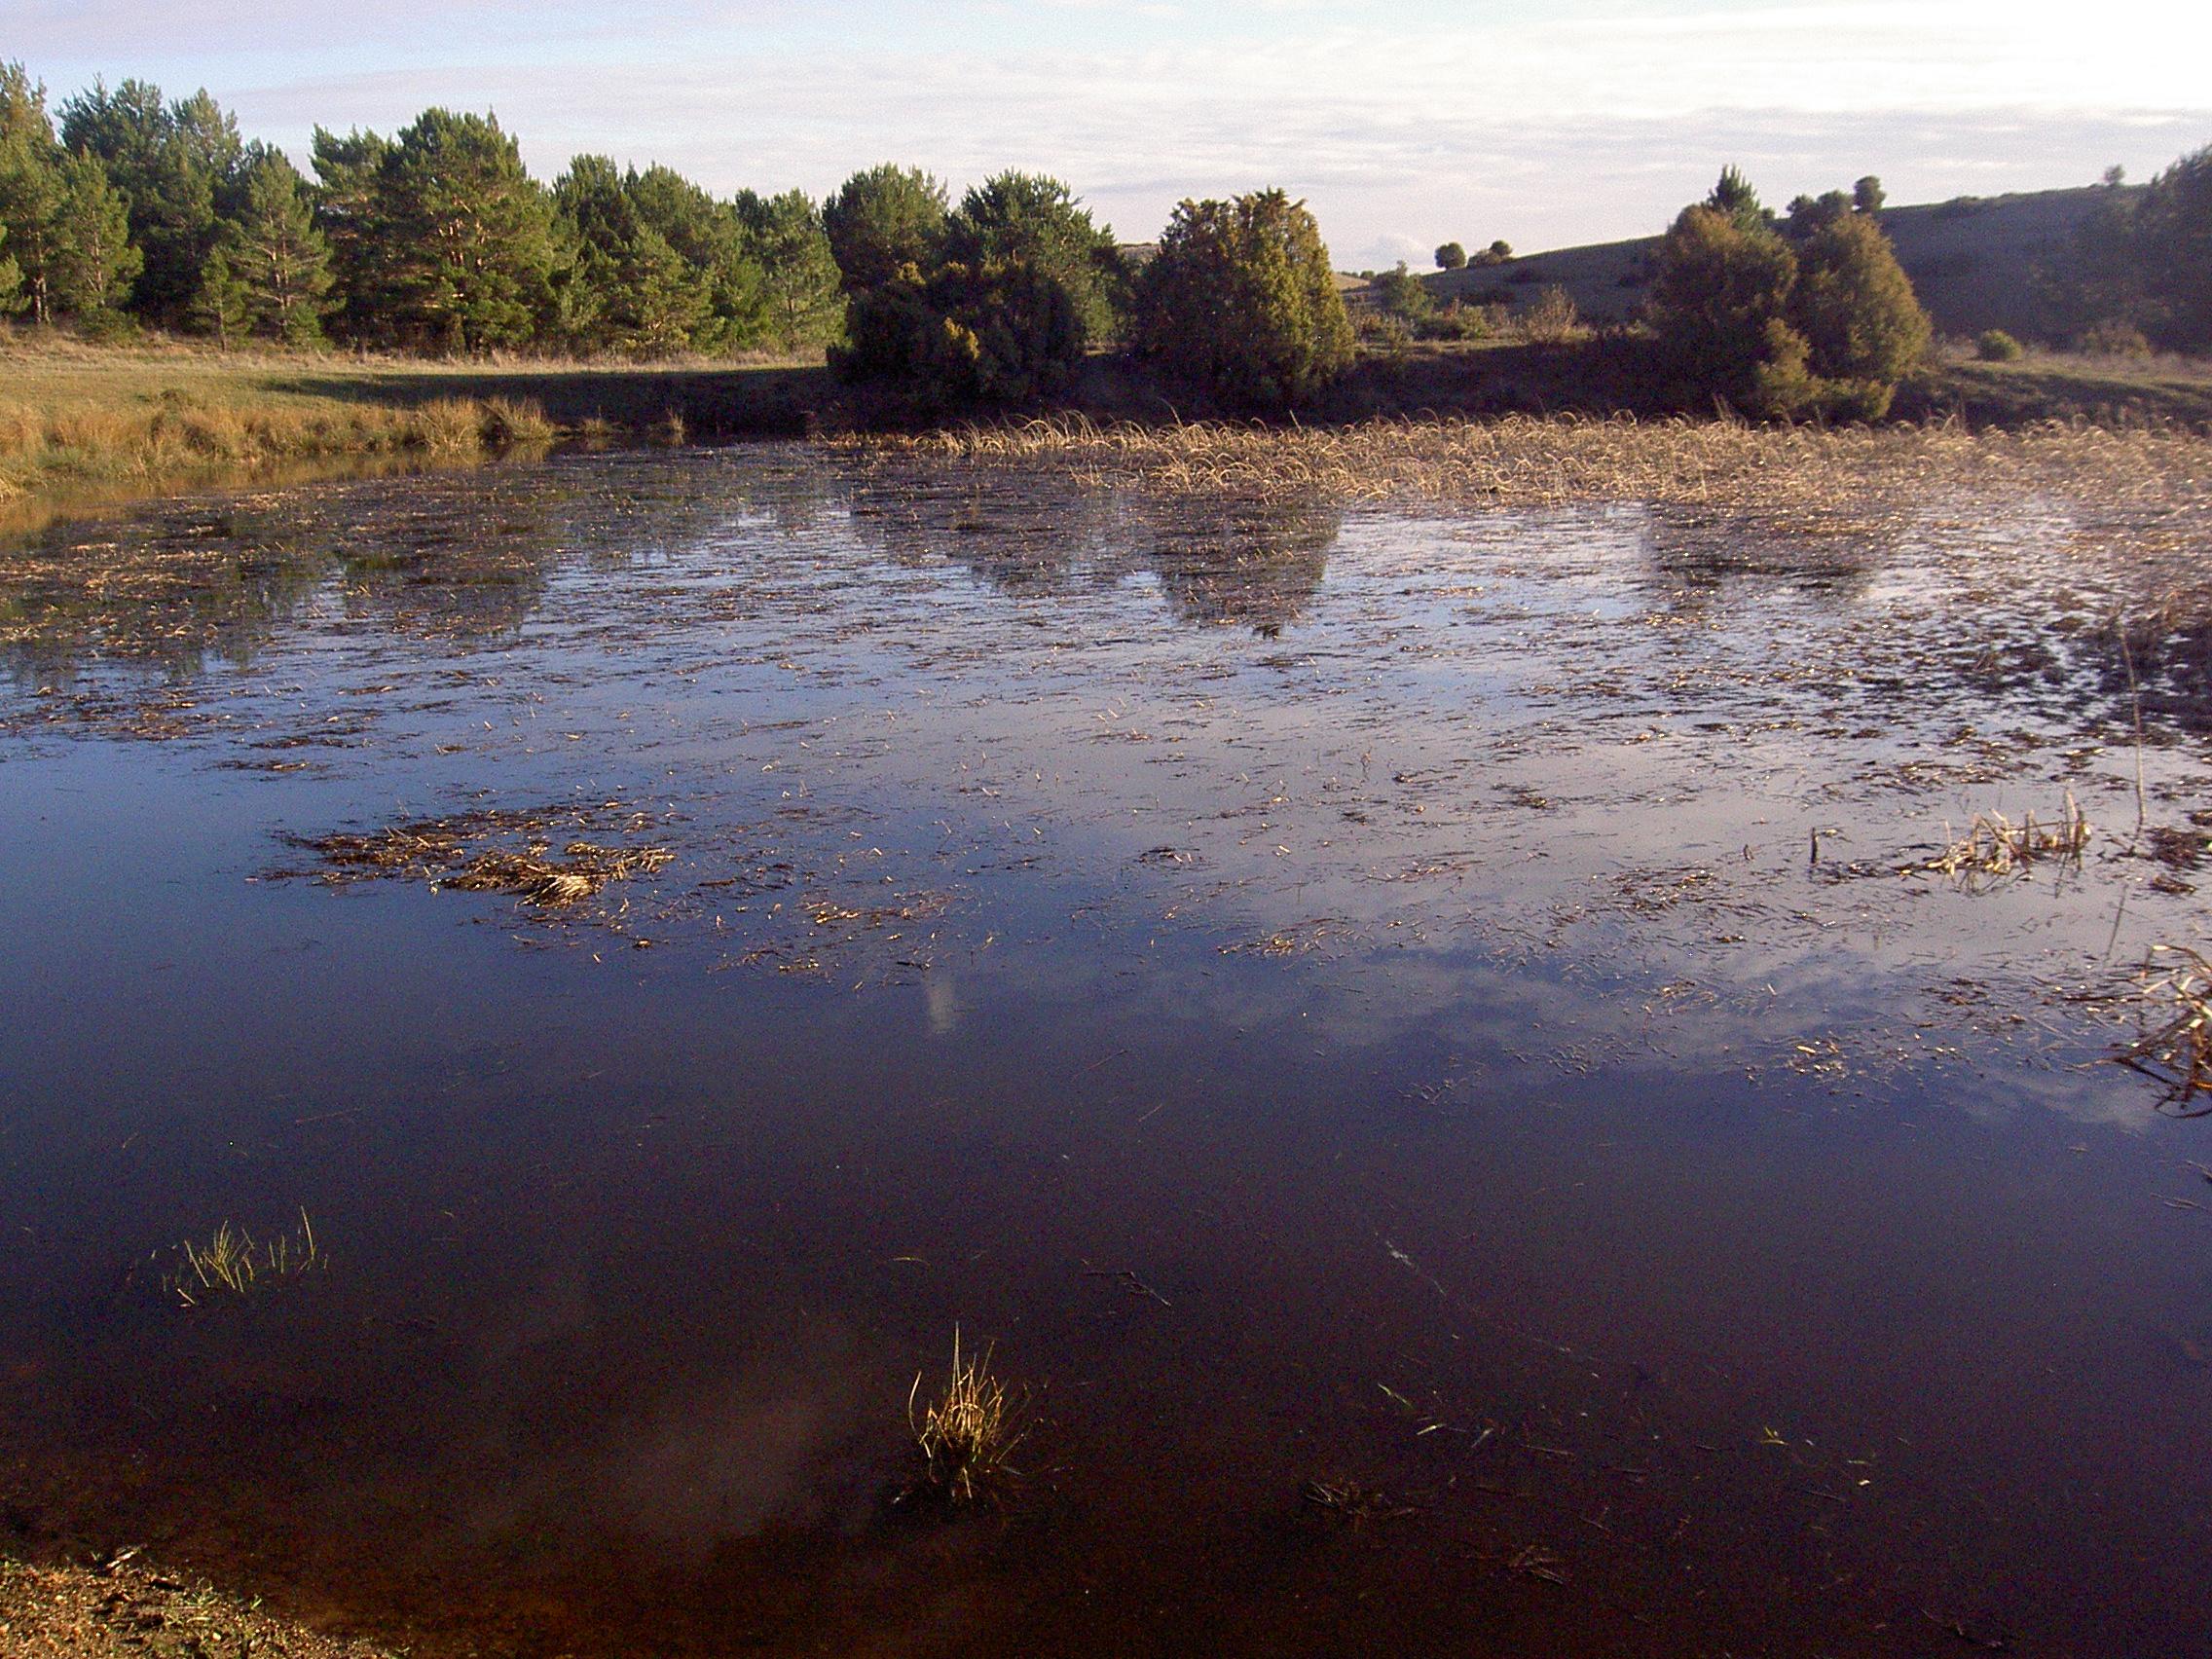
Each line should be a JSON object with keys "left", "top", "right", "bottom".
{"left": 0, "top": 333, "right": 832, "bottom": 505}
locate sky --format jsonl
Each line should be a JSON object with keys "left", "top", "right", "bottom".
{"left": 10, "top": 0, "right": 2209, "bottom": 269}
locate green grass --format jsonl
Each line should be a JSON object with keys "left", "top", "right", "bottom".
{"left": 0, "top": 328, "right": 831, "bottom": 508}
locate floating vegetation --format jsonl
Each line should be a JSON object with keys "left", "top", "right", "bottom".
{"left": 166, "top": 1209, "right": 324, "bottom": 1307}
{"left": 905, "top": 1327, "right": 1026, "bottom": 1506}
{"left": 293, "top": 803, "right": 672, "bottom": 909}
{"left": 1300, "top": 1478, "right": 1419, "bottom": 1526}
{"left": 1926, "top": 793, "right": 2090, "bottom": 883}
{"left": 2113, "top": 944, "right": 2212, "bottom": 1113}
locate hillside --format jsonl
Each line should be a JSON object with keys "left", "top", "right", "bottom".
{"left": 1412, "top": 183, "right": 2125, "bottom": 342}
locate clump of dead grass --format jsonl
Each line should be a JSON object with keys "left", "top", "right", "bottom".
{"left": 166, "top": 1209, "right": 324, "bottom": 1307}
{"left": 295, "top": 805, "right": 672, "bottom": 909}
{"left": 2114, "top": 943, "right": 2212, "bottom": 1112}
{"left": 1926, "top": 793, "right": 2090, "bottom": 882}
{"left": 906, "top": 1327, "right": 1026, "bottom": 1505}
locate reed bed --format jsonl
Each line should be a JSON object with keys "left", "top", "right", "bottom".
{"left": 300, "top": 809, "right": 672, "bottom": 908}
{"left": 854, "top": 413, "right": 2212, "bottom": 516}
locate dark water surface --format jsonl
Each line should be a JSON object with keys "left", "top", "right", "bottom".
{"left": 2, "top": 445, "right": 2209, "bottom": 1656}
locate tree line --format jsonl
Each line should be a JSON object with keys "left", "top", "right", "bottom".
{"left": 4, "top": 57, "right": 2204, "bottom": 420}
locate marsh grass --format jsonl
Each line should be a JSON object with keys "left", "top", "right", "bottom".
{"left": 2115, "top": 944, "right": 2212, "bottom": 1112}
{"left": 168, "top": 1209, "right": 324, "bottom": 1307}
{"left": 1927, "top": 793, "right": 2090, "bottom": 882}
{"left": 906, "top": 1327, "right": 1026, "bottom": 1505}
{"left": 855, "top": 414, "right": 2212, "bottom": 519}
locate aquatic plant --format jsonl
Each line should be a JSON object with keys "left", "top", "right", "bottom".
{"left": 906, "top": 1327, "right": 1025, "bottom": 1504}
{"left": 1926, "top": 793, "right": 2090, "bottom": 882}
{"left": 168, "top": 1209, "right": 324, "bottom": 1306}
{"left": 2115, "top": 944, "right": 2212, "bottom": 1112}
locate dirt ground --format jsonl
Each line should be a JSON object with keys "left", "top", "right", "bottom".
{"left": 0, "top": 1552, "right": 402, "bottom": 1659}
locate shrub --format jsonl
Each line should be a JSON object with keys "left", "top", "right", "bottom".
{"left": 2080, "top": 318, "right": 2153, "bottom": 357}
{"left": 1976, "top": 328, "right": 2025, "bottom": 361}
{"left": 1435, "top": 241, "right": 1466, "bottom": 271}
{"left": 1647, "top": 188, "right": 1929, "bottom": 420}
{"left": 1515, "top": 284, "right": 1580, "bottom": 344}
{"left": 838, "top": 256, "right": 1082, "bottom": 405}
{"left": 1133, "top": 189, "right": 1354, "bottom": 410}
{"left": 1370, "top": 262, "right": 1433, "bottom": 323}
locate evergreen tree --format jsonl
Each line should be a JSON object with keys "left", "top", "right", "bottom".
{"left": 1853, "top": 175, "right": 1886, "bottom": 213}
{"left": 1646, "top": 203, "right": 1801, "bottom": 410}
{"left": 189, "top": 241, "right": 248, "bottom": 347}
{"left": 944, "top": 171, "right": 1121, "bottom": 342}
{"left": 735, "top": 189, "right": 843, "bottom": 350}
{"left": 553, "top": 155, "right": 714, "bottom": 355}
{"left": 59, "top": 79, "right": 242, "bottom": 324}
{"left": 0, "top": 221, "right": 21, "bottom": 315}
{"left": 1133, "top": 190, "right": 1354, "bottom": 410}
{"left": 383, "top": 109, "right": 555, "bottom": 350}
{"left": 626, "top": 165, "right": 768, "bottom": 350}
{"left": 1705, "top": 166, "right": 1768, "bottom": 232}
{"left": 2130, "top": 143, "right": 2212, "bottom": 352}
{"left": 51, "top": 151, "right": 142, "bottom": 320}
{"left": 224, "top": 151, "right": 333, "bottom": 345}
{"left": 1790, "top": 210, "right": 1930, "bottom": 407}
{"left": 1435, "top": 241, "right": 1466, "bottom": 271}
{"left": 309, "top": 127, "right": 395, "bottom": 343}
{"left": 0, "top": 61, "right": 66, "bottom": 325}
{"left": 824, "top": 164, "right": 948, "bottom": 294}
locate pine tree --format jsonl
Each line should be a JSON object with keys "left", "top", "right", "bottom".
{"left": 310, "top": 127, "right": 395, "bottom": 343}
{"left": 735, "top": 189, "right": 843, "bottom": 350}
{"left": 189, "top": 241, "right": 248, "bottom": 347}
{"left": 0, "top": 221, "right": 21, "bottom": 315}
{"left": 50, "top": 151, "right": 142, "bottom": 320}
{"left": 0, "top": 61, "right": 66, "bottom": 325}
{"left": 59, "top": 79, "right": 241, "bottom": 324}
{"left": 824, "top": 165, "right": 947, "bottom": 295}
{"left": 225, "top": 152, "right": 334, "bottom": 345}
{"left": 944, "top": 172, "right": 1121, "bottom": 342}
{"left": 381, "top": 110, "right": 555, "bottom": 350}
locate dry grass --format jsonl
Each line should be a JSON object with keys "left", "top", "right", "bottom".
{"left": 906, "top": 1327, "right": 1026, "bottom": 1505}
{"left": 853, "top": 414, "right": 2212, "bottom": 517}
{"left": 2114, "top": 944, "right": 2212, "bottom": 1112}
{"left": 1927, "top": 793, "right": 2091, "bottom": 882}
{"left": 167, "top": 1209, "right": 324, "bottom": 1307}
{"left": 297, "top": 807, "right": 672, "bottom": 908}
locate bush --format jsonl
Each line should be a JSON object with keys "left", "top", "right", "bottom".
{"left": 838, "top": 256, "right": 1082, "bottom": 405}
{"left": 2080, "top": 318, "right": 2153, "bottom": 357}
{"left": 1435, "top": 241, "right": 1466, "bottom": 271}
{"left": 1515, "top": 284, "right": 1579, "bottom": 345}
{"left": 1975, "top": 328, "right": 2025, "bottom": 361}
{"left": 1646, "top": 190, "right": 1929, "bottom": 420}
{"left": 1133, "top": 189, "right": 1354, "bottom": 410}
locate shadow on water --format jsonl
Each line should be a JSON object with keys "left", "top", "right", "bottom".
{"left": 2, "top": 443, "right": 2212, "bottom": 1656}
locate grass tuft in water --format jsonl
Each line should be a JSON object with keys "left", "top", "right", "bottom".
{"left": 1927, "top": 793, "right": 2089, "bottom": 882}
{"left": 906, "top": 1327, "right": 1026, "bottom": 1505}
{"left": 2115, "top": 944, "right": 2212, "bottom": 1112}
{"left": 167, "top": 1209, "right": 325, "bottom": 1307}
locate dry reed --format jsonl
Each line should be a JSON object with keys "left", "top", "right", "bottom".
{"left": 1927, "top": 793, "right": 2091, "bottom": 881}
{"left": 906, "top": 1327, "right": 1026, "bottom": 1504}
{"left": 2114, "top": 944, "right": 2212, "bottom": 1112}
{"left": 846, "top": 414, "right": 2212, "bottom": 518}
{"left": 167, "top": 1209, "right": 324, "bottom": 1307}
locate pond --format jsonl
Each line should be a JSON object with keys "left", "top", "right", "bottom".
{"left": 1, "top": 442, "right": 2207, "bottom": 1655}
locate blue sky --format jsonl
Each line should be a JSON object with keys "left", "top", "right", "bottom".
{"left": 11, "top": 0, "right": 2208, "bottom": 268}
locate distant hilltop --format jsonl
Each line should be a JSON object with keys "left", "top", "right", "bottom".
{"left": 1342, "top": 184, "right": 2125, "bottom": 343}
